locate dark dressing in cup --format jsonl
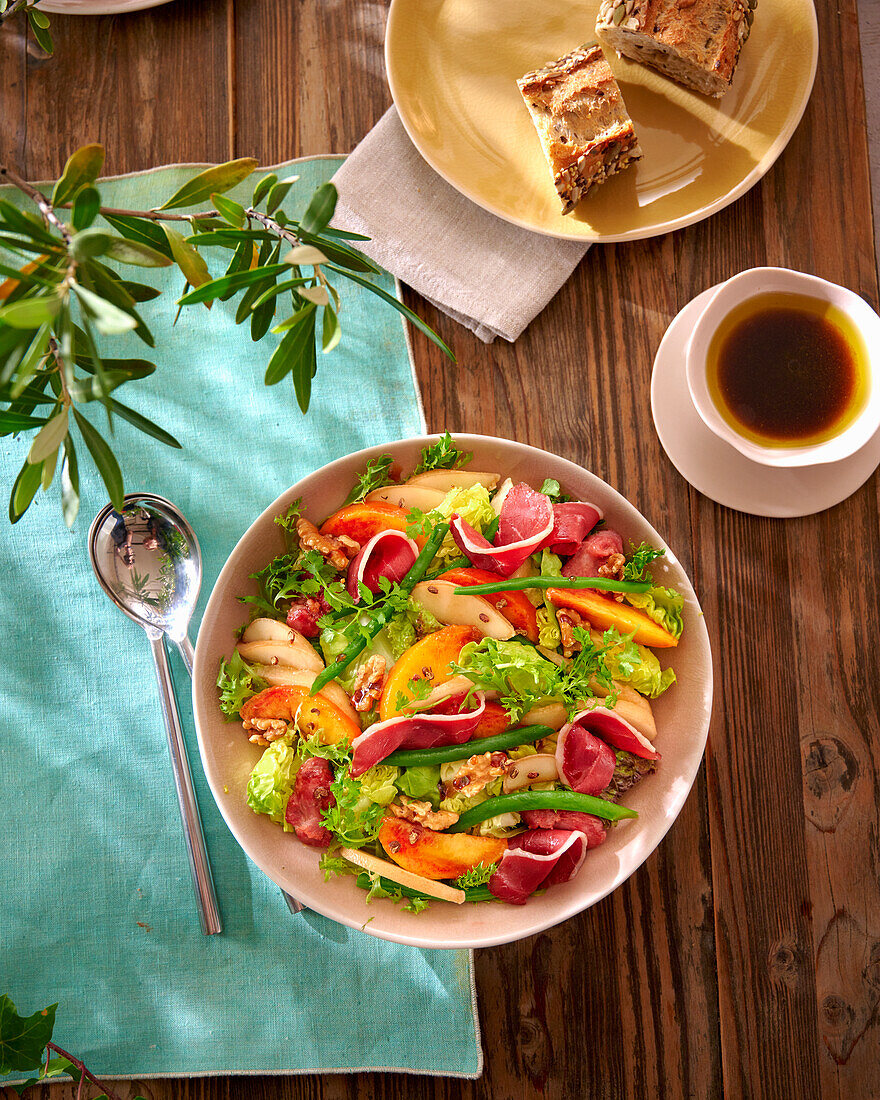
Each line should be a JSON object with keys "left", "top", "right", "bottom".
{"left": 706, "top": 292, "right": 869, "bottom": 448}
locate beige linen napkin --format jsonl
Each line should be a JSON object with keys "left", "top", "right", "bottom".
{"left": 331, "top": 108, "right": 590, "bottom": 343}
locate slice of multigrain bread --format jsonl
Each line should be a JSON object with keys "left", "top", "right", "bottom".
{"left": 517, "top": 42, "right": 642, "bottom": 215}
{"left": 595, "top": 0, "right": 756, "bottom": 98}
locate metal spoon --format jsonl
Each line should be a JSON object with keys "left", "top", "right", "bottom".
{"left": 89, "top": 493, "right": 222, "bottom": 934}
{"left": 88, "top": 493, "right": 303, "bottom": 921}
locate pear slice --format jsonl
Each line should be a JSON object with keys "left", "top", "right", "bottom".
{"left": 410, "top": 580, "right": 515, "bottom": 640}
{"left": 236, "top": 636, "right": 324, "bottom": 673}
{"left": 366, "top": 484, "right": 447, "bottom": 512}
{"left": 340, "top": 847, "right": 465, "bottom": 904}
{"left": 406, "top": 470, "right": 500, "bottom": 493}
{"left": 250, "top": 665, "right": 359, "bottom": 725}
{"left": 241, "top": 617, "right": 298, "bottom": 644}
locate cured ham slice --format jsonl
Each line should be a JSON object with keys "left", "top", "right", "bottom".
{"left": 449, "top": 483, "right": 554, "bottom": 577}
{"left": 349, "top": 693, "right": 486, "bottom": 776}
{"left": 285, "top": 757, "right": 336, "bottom": 848}
{"left": 546, "top": 502, "right": 603, "bottom": 556}
{"left": 562, "top": 708, "right": 659, "bottom": 761}
{"left": 555, "top": 720, "right": 617, "bottom": 793}
{"left": 488, "top": 830, "right": 588, "bottom": 903}
{"left": 562, "top": 528, "right": 624, "bottom": 578}
{"left": 347, "top": 529, "right": 419, "bottom": 601}
{"left": 522, "top": 809, "right": 608, "bottom": 849}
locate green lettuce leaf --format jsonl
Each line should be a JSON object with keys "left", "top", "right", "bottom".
{"left": 216, "top": 650, "right": 268, "bottom": 719}
{"left": 536, "top": 605, "right": 561, "bottom": 648}
{"left": 473, "top": 812, "right": 521, "bottom": 837}
{"left": 625, "top": 585, "right": 685, "bottom": 639}
{"left": 246, "top": 735, "right": 301, "bottom": 828}
{"left": 396, "top": 764, "right": 442, "bottom": 806}
{"left": 604, "top": 632, "right": 676, "bottom": 697}
{"left": 453, "top": 638, "right": 560, "bottom": 720}
{"left": 358, "top": 765, "right": 400, "bottom": 806}
{"left": 412, "top": 432, "right": 472, "bottom": 474}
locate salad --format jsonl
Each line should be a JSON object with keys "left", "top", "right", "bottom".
{"left": 217, "top": 434, "right": 683, "bottom": 911}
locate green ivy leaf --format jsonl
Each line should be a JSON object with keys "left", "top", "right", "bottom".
{"left": 156, "top": 158, "right": 259, "bottom": 210}
{"left": 299, "top": 182, "right": 338, "bottom": 235}
{"left": 0, "top": 295, "right": 60, "bottom": 329}
{"left": 52, "top": 144, "right": 105, "bottom": 206}
{"left": 70, "top": 281, "right": 137, "bottom": 335}
{"left": 71, "top": 185, "right": 100, "bottom": 231}
{"left": 0, "top": 996, "right": 57, "bottom": 1075}
{"left": 72, "top": 408, "right": 124, "bottom": 509}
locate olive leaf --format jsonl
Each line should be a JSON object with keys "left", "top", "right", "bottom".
{"left": 0, "top": 294, "right": 60, "bottom": 328}
{"left": 156, "top": 158, "right": 259, "bottom": 211}
{"left": 211, "top": 191, "right": 246, "bottom": 228}
{"left": 27, "top": 405, "right": 68, "bottom": 463}
{"left": 72, "top": 407, "right": 123, "bottom": 509}
{"left": 162, "top": 223, "right": 212, "bottom": 296}
{"left": 51, "top": 144, "right": 105, "bottom": 207}
{"left": 70, "top": 281, "right": 137, "bottom": 335}
{"left": 299, "top": 182, "right": 337, "bottom": 235}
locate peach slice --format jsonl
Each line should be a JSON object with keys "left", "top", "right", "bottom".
{"left": 379, "top": 624, "right": 482, "bottom": 721}
{"left": 240, "top": 684, "right": 361, "bottom": 745}
{"left": 378, "top": 817, "right": 507, "bottom": 880}
{"left": 319, "top": 501, "right": 414, "bottom": 546}
{"left": 547, "top": 587, "right": 678, "bottom": 648}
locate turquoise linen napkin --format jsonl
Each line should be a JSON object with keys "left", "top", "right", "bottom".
{"left": 0, "top": 158, "right": 481, "bottom": 1081}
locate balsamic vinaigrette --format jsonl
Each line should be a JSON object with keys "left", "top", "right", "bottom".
{"left": 706, "top": 292, "right": 869, "bottom": 448}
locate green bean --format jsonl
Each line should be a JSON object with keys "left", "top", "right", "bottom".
{"left": 309, "top": 522, "right": 450, "bottom": 695}
{"left": 452, "top": 576, "right": 651, "bottom": 596}
{"left": 384, "top": 724, "right": 554, "bottom": 767}
{"left": 447, "top": 790, "right": 638, "bottom": 831}
{"left": 355, "top": 872, "right": 497, "bottom": 904}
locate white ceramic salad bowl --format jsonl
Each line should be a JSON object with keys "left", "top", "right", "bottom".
{"left": 192, "top": 434, "right": 713, "bottom": 948}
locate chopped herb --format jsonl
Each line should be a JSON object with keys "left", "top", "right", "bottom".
{"left": 623, "top": 542, "right": 666, "bottom": 582}
{"left": 318, "top": 851, "right": 357, "bottom": 881}
{"left": 322, "top": 765, "right": 384, "bottom": 848}
{"left": 455, "top": 861, "right": 497, "bottom": 888}
{"left": 539, "top": 477, "right": 572, "bottom": 502}
{"left": 411, "top": 431, "right": 472, "bottom": 475}
{"left": 216, "top": 650, "right": 267, "bottom": 719}
{"left": 343, "top": 454, "right": 395, "bottom": 505}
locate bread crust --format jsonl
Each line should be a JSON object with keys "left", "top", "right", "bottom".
{"left": 518, "top": 43, "right": 642, "bottom": 214}
{"left": 595, "top": 0, "right": 756, "bottom": 97}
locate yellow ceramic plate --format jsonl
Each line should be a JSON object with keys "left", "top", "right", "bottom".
{"left": 385, "top": 0, "right": 818, "bottom": 241}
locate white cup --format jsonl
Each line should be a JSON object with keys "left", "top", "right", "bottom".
{"left": 684, "top": 267, "right": 880, "bottom": 468}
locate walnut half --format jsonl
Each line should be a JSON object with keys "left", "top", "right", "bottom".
{"left": 296, "top": 517, "right": 359, "bottom": 571}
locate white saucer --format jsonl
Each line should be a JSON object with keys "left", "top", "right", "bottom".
{"left": 651, "top": 286, "right": 880, "bottom": 518}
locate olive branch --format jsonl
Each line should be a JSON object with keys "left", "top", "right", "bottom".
{"left": 0, "top": 0, "right": 52, "bottom": 54}
{"left": 0, "top": 144, "right": 453, "bottom": 529}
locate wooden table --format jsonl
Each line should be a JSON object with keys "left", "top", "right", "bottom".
{"left": 3, "top": 2, "right": 878, "bottom": 1097}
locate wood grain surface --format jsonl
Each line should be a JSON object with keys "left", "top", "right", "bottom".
{"left": 1, "top": 1, "right": 878, "bottom": 1097}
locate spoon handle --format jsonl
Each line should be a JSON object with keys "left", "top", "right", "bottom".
{"left": 149, "top": 634, "right": 222, "bottom": 935}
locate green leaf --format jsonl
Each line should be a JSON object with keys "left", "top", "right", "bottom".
{"left": 250, "top": 276, "right": 308, "bottom": 308}
{"left": 9, "top": 324, "right": 50, "bottom": 397}
{"left": 264, "top": 307, "right": 315, "bottom": 387}
{"left": 265, "top": 175, "right": 299, "bottom": 215}
{"left": 41, "top": 444, "right": 59, "bottom": 489}
{"left": 271, "top": 302, "right": 316, "bottom": 334}
{"left": 68, "top": 371, "right": 135, "bottom": 401}
{"left": 299, "top": 182, "right": 338, "bottom": 235}
{"left": 250, "top": 293, "right": 276, "bottom": 341}
{"left": 211, "top": 191, "right": 246, "bottom": 228}
{"left": 70, "top": 227, "right": 112, "bottom": 262}
{"left": 252, "top": 173, "right": 278, "bottom": 206}
{"left": 300, "top": 231, "right": 378, "bottom": 273}
{"left": 80, "top": 262, "right": 154, "bottom": 347}
{"left": 177, "top": 262, "right": 290, "bottom": 306}
{"left": 70, "top": 281, "right": 137, "bottom": 335}
{"left": 61, "top": 434, "right": 80, "bottom": 527}
{"left": 72, "top": 407, "right": 123, "bottom": 509}
{"left": 27, "top": 8, "right": 53, "bottom": 54}
{"left": 0, "top": 200, "right": 60, "bottom": 247}
{"left": 120, "top": 280, "right": 161, "bottom": 302}
{"left": 104, "top": 235, "right": 173, "bottom": 268}
{"left": 290, "top": 310, "right": 317, "bottom": 412}
{"left": 186, "top": 230, "right": 274, "bottom": 247}
{"left": 0, "top": 294, "right": 60, "bottom": 328}
{"left": 71, "top": 185, "right": 100, "bottom": 230}
{"left": 109, "top": 398, "right": 182, "bottom": 448}
{"left": 156, "top": 158, "right": 259, "bottom": 210}
{"left": 322, "top": 226, "right": 371, "bottom": 241}
{"left": 0, "top": 410, "right": 46, "bottom": 434}
{"left": 322, "top": 303, "right": 341, "bottom": 353}
{"left": 29, "top": 5, "right": 50, "bottom": 27}
{"left": 102, "top": 214, "right": 173, "bottom": 259}
{"left": 162, "top": 223, "right": 212, "bottom": 294}
{"left": 0, "top": 996, "right": 56, "bottom": 1074}
{"left": 9, "top": 454, "right": 44, "bottom": 523}
{"left": 28, "top": 406, "right": 68, "bottom": 463}
{"left": 284, "top": 244, "right": 327, "bottom": 267}
{"left": 52, "top": 144, "right": 105, "bottom": 206}
{"left": 326, "top": 264, "right": 456, "bottom": 361}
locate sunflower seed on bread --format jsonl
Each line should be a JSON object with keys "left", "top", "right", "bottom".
{"left": 517, "top": 42, "right": 642, "bottom": 215}
{"left": 595, "top": 0, "right": 756, "bottom": 98}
